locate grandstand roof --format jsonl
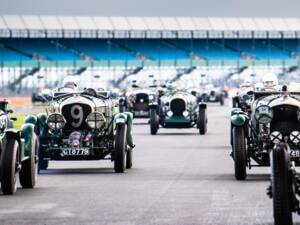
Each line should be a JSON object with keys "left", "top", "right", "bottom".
{"left": 1, "top": 16, "right": 300, "bottom": 38}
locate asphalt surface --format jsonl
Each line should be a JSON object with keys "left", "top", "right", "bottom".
{"left": 1, "top": 102, "right": 298, "bottom": 225}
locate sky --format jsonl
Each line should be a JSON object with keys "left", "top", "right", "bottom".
{"left": 0, "top": 0, "right": 299, "bottom": 17}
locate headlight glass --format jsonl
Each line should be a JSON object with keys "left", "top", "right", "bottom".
{"left": 149, "top": 95, "right": 155, "bottom": 101}
{"left": 255, "top": 105, "right": 273, "bottom": 124}
{"left": 167, "top": 111, "right": 173, "bottom": 117}
{"left": 47, "top": 113, "right": 65, "bottom": 130}
{"left": 270, "top": 131, "right": 282, "bottom": 144}
{"left": 86, "top": 112, "right": 106, "bottom": 129}
{"left": 290, "top": 131, "right": 300, "bottom": 144}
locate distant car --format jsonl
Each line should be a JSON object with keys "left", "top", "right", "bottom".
{"left": 35, "top": 88, "right": 135, "bottom": 173}
{"left": 32, "top": 88, "right": 53, "bottom": 103}
{"left": 124, "top": 87, "right": 156, "bottom": 118}
{"left": 148, "top": 90, "right": 207, "bottom": 135}
{"left": 232, "top": 84, "right": 254, "bottom": 110}
{"left": 0, "top": 100, "right": 38, "bottom": 195}
{"left": 202, "top": 88, "right": 224, "bottom": 105}
{"left": 231, "top": 86, "right": 300, "bottom": 181}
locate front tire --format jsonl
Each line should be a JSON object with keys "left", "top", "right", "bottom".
{"left": 150, "top": 109, "right": 159, "bottom": 135}
{"left": 198, "top": 108, "right": 207, "bottom": 135}
{"left": 1, "top": 138, "right": 18, "bottom": 195}
{"left": 19, "top": 135, "right": 38, "bottom": 188}
{"left": 271, "top": 143, "right": 293, "bottom": 225}
{"left": 232, "top": 126, "right": 247, "bottom": 180}
{"left": 220, "top": 95, "right": 224, "bottom": 106}
{"left": 114, "top": 123, "right": 127, "bottom": 173}
{"left": 126, "top": 150, "right": 133, "bottom": 169}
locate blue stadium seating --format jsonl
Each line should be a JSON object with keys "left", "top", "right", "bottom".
{"left": 0, "top": 38, "right": 297, "bottom": 63}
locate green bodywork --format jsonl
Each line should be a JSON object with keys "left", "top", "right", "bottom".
{"left": 37, "top": 113, "right": 48, "bottom": 136}
{"left": 165, "top": 115, "right": 191, "bottom": 123}
{"left": 114, "top": 112, "right": 134, "bottom": 148}
{"left": 21, "top": 123, "right": 35, "bottom": 157}
{"left": 0, "top": 101, "right": 8, "bottom": 111}
{"left": 24, "top": 115, "right": 38, "bottom": 125}
{"left": 231, "top": 108, "right": 249, "bottom": 126}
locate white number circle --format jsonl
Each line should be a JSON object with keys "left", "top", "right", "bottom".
{"left": 70, "top": 105, "right": 83, "bottom": 128}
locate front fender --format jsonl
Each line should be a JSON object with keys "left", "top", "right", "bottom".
{"left": 21, "top": 123, "right": 36, "bottom": 157}
{"left": 114, "top": 112, "right": 134, "bottom": 148}
{"left": 3, "top": 128, "right": 21, "bottom": 140}
{"left": 24, "top": 115, "right": 38, "bottom": 125}
{"left": 2, "top": 129, "right": 23, "bottom": 160}
{"left": 231, "top": 113, "right": 248, "bottom": 127}
{"left": 36, "top": 113, "right": 48, "bottom": 136}
{"left": 114, "top": 113, "right": 128, "bottom": 124}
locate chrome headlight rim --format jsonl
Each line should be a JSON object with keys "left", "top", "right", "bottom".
{"left": 47, "top": 113, "right": 66, "bottom": 130}
{"left": 183, "top": 110, "right": 189, "bottom": 117}
{"left": 167, "top": 111, "right": 173, "bottom": 117}
{"left": 86, "top": 112, "right": 106, "bottom": 129}
{"left": 290, "top": 131, "right": 300, "bottom": 144}
{"left": 255, "top": 105, "right": 273, "bottom": 124}
{"left": 270, "top": 131, "right": 282, "bottom": 144}
{"left": 148, "top": 94, "right": 155, "bottom": 101}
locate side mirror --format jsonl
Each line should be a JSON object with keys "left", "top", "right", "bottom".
{"left": 10, "top": 117, "right": 17, "bottom": 121}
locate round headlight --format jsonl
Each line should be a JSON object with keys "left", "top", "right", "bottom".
{"left": 149, "top": 95, "right": 155, "bottom": 101}
{"left": 290, "top": 131, "right": 300, "bottom": 144}
{"left": 47, "top": 113, "right": 65, "bottom": 130}
{"left": 167, "top": 111, "right": 173, "bottom": 117}
{"left": 270, "top": 131, "right": 282, "bottom": 144}
{"left": 255, "top": 105, "right": 273, "bottom": 124}
{"left": 183, "top": 111, "right": 189, "bottom": 117}
{"left": 86, "top": 112, "right": 106, "bottom": 129}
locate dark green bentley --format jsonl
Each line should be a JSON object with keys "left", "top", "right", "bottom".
{"left": 34, "top": 88, "right": 134, "bottom": 173}
{"left": 0, "top": 100, "right": 38, "bottom": 195}
{"left": 149, "top": 90, "right": 207, "bottom": 135}
{"left": 231, "top": 87, "right": 300, "bottom": 180}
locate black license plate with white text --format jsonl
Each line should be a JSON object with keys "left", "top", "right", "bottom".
{"left": 61, "top": 148, "right": 90, "bottom": 156}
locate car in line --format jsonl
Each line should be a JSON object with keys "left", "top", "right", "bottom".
{"left": 35, "top": 88, "right": 135, "bottom": 173}
{"left": 0, "top": 100, "right": 38, "bottom": 195}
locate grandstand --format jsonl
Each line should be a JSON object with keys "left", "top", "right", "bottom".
{"left": 1, "top": 16, "right": 300, "bottom": 92}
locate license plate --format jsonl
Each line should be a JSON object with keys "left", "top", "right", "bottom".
{"left": 290, "top": 150, "right": 300, "bottom": 158}
{"left": 62, "top": 148, "right": 90, "bottom": 156}
{"left": 210, "top": 96, "right": 216, "bottom": 101}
